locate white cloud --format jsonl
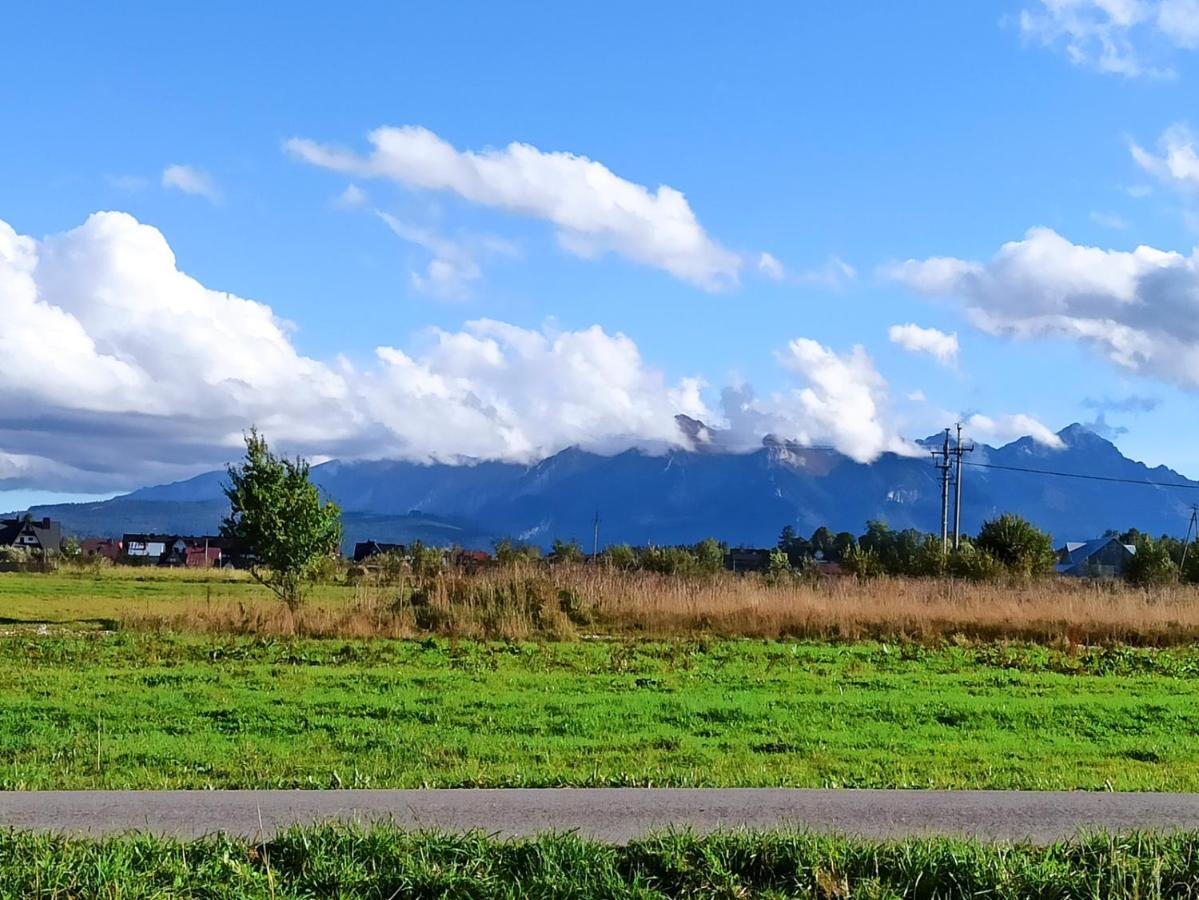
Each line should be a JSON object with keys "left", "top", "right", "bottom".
{"left": 756, "top": 252, "right": 856, "bottom": 289}
{"left": 758, "top": 251, "right": 785, "bottom": 280}
{"left": 1017, "top": 0, "right": 1177, "bottom": 77}
{"left": 4, "top": 212, "right": 973, "bottom": 492}
{"left": 888, "top": 323, "right": 960, "bottom": 365}
{"left": 889, "top": 225, "right": 1199, "bottom": 388}
{"left": 334, "top": 184, "right": 369, "bottom": 209}
{"left": 719, "top": 342, "right": 916, "bottom": 462}
{"left": 376, "top": 212, "right": 482, "bottom": 300}
{"left": 797, "top": 256, "right": 857, "bottom": 290}
{"left": 1131, "top": 123, "right": 1199, "bottom": 190}
{"left": 964, "top": 414, "right": 1065, "bottom": 448}
{"left": 285, "top": 125, "right": 741, "bottom": 290}
{"left": 161, "top": 164, "right": 221, "bottom": 202}
{"left": 1159, "top": 0, "right": 1199, "bottom": 45}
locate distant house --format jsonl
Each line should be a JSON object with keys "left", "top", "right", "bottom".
{"left": 123, "top": 533, "right": 172, "bottom": 561}
{"left": 0, "top": 517, "right": 63, "bottom": 554}
{"left": 81, "top": 537, "right": 123, "bottom": 561}
{"left": 122, "top": 534, "right": 236, "bottom": 567}
{"left": 353, "top": 541, "right": 404, "bottom": 563}
{"left": 1056, "top": 537, "right": 1137, "bottom": 578}
{"left": 451, "top": 548, "right": 492, "bottom": 570}
{"left": 724, "top": 547, "right": 772, "bottom": 573}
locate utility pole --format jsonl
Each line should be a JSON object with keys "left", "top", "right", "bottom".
{"left": 933, "top": 428, "right": 951, "bottom": 553}
{"left": 950, "top": 423, "right": 974, "bottom": 550}
{"left": 592, "top": 510, "right": 600, "bottom": 559}
{"left": 1181, "top": 506, "right": 1199, "bottom": 574}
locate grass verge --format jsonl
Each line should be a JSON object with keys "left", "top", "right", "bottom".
{"left": 3, "top": 634, "right": 1198, "bottom": 790}
{"left": 4, "top": 825, "right": 1199, "bottom": 898}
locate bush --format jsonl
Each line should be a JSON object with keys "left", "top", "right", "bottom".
{"left": 976, "top": 514, "right": 1056, "bottom": 577}
{"left": 604, "top": 544, "right": 638, "bottom": 570}
{"left": 549, "top": 539, "right": 584, "bottom": 564}
{"left": 1127, "top": 536, "right": 1178, "bottom": 586}
{"left": 843, "top": 545, "right": 884, "bottom": 580}
{"left": 949, "top": 541, "right": 1006, "bottom": 581}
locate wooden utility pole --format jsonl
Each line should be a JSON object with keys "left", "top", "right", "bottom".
{"left": 934, "top": 429, "right": 951, "bottom": 552}
{"left": 951, "top": 423, "right": 974, "bottom": 550}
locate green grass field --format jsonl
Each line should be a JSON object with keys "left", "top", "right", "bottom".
{"left": 0, "top": 568, "right": 341, "bottom": 625}
{"left": 4, "top": 825, "right": 1199, "bottom": 899}
{"left": 2, "top": 633, "right": 1198, "bottom": 790}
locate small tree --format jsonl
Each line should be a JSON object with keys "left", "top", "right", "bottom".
{"left": 693, "top": 538, "right": 726, "bottom": 574}
{"left": 1126, "top": 536, "right": 1178, "bottom": 587}
{"left": 549, "top": 538, "right": 584, "bottom": 564}
{"left": 221, "top": 429, "right": 343, "bottom": 610}
{"left": 604, "top": 543, "right": 638, "bottom": 570}
{"left": 975, "top": 514, "right": 1055, "bottom": 577}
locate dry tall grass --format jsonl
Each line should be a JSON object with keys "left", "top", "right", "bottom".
{"left": 127, "top": 565, "right": 1199, "bottom": 645}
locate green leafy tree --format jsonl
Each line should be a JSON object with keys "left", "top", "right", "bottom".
{"left": 549, "top": 538, "right": 584, "bottom": 564}
{"left": 604, "top": 543, "right": 638, "bottom": 570}
{"left": 910, "top": 534, "right": 948, "bottom": 577}
{"left": 948, "top": 539, "right": 1005, "bottom": 581}
{"left": 975, "top": 514, "right": 1056, "bottom": 577}
{"left": 221, "top": 429, "right": 343, "bottom": 609}
{"left": 407, "top": 540, "right": 446, "bottom": 579}
{"left": 843, "top": 544, "right": 883, "bottom": 580}
{"left": 1126, "top": 536, "right": 1179, "bottom": 586}
{"left": 493, "top": 539, "right": 542, "bottom": 566}
{"left": 693, "top": 538, "right": 726, "bottom": 574}
{"left": 767, "top": 547, "right": 791, "bottom": 578}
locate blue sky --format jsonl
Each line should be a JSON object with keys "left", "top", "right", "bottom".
{"left": 5, "top": 0, "right": 1199, "bottom": 507}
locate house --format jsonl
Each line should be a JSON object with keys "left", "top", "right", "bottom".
{"left": 353, "top": 541, "right": 404, "bottom": 562}
{"left": 123, "top": 533, "right": 172, "bottom": 561}
{"left": 122, "top": 534, "right": 237, "bottom": 567}
{"left": 451, "top": 548, "right": 492, "bottom": 570}
{"left": 81, "top": 537, "right": 123, "bottom": 561}
{"left": 0, "top": 517, "right": 63, "bottom": 554}
{"left": 1056, "top": 537, "right": 1137, "bottom": 578}
{"left": 723, "top": 547, "right": 772, "bottom": 573}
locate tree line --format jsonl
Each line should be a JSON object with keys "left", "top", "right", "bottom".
{"left": 221, "top": 432, "right": 1199, "bottom": 609}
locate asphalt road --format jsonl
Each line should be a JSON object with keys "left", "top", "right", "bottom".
{"left": 2, "top": 789, "right": 1199, "bottom": 842}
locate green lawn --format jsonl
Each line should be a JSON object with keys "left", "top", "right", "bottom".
{"left": 4, "top": 826, "right": 1199, "bottom": 899}
{"left": 1, "top": 634, "right": 1197, "bottom": 790}
{"left": 0, "top": 568, "right": 348, "bottom": 625}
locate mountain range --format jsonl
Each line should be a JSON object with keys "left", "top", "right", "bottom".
{"left": 13, "top": 422, "right": 1199, "bottom": 550}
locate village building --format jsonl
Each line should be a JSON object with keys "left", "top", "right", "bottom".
{"left": 0, "top": 516, "right": 63, "bottom": 554}
{"left": 1055, "top": 537, "right": 1137, "bottom": 578}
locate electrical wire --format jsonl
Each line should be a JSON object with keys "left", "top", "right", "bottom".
{"left": 963, "top": 460, "right": 1199, "bottom": 489}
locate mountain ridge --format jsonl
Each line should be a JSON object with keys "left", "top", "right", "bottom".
{"left": 14, "top": 424, "right": 1199, "bottom": 549}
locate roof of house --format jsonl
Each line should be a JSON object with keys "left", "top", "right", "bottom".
{"left": 1055, "top": 536, "right": 1136, "bottom": 573}
{"left": 0, "top": 517, "right": 62, "bottom": 551}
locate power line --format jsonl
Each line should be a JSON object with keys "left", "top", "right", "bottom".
{"left": 963, "top": 460, "right": 1199, "bottom": 489}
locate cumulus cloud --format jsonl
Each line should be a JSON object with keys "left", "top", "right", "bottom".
{"left": 889, "top": 226, "right": 1199, "bottom": 388}
{"left": 719, "top": 342, "right": 916, "bottom": 462}
{"left": 1, "top": 212, "right": 961, "bottom": 492}
{"left": 161, "top": 165, "right": 221, "bottom": 202}
{"left": 888, "top": 323, "right": 959, "bottom": 365}
{"left": 1017, "top": 0, "right": 1188, "bottom": 77}
{"left": 1131, "top": 123, "right": 1199, "bottom": 190}
{"left": 285, "top": 126, "right": 740, "bottom": 290}
{"left": 964, "top": 413, "right": 1065, "bottom": 448}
